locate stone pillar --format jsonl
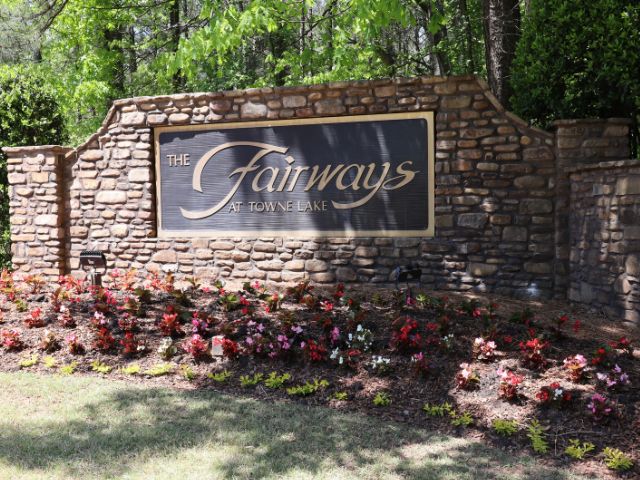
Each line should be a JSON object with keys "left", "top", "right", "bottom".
{"left": 2, "top": 145, "right": 73, "bottom": 280}
{"left": 553, "top": 118, "right": 632, "bottom": 299}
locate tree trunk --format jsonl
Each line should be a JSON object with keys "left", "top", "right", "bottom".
{"left": 482, "top": 0, "right": 520, "bottom": 107}
{"left": 169, "top": 0, "right": 184, "bottom": 91}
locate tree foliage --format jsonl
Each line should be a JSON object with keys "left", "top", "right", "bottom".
{"left": 0, "top": 66, "right": 66, "bottom": 264}
{"left": 510, "top": 0, "right": 640, "bottom": 131}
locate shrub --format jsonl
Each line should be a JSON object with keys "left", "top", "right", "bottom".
{"left": 0, "top": 67, "right": 66, "bottom": 266}
{"left": 510, "top": 0, "right": 640, "bottom": 154}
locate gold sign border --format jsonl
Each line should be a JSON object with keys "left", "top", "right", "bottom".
{"left": 153, "top": 111, "right": 435, "bottom": 239}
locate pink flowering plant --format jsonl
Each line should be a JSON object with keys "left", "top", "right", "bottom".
{"left": 473, "top": 337, "right": 497, "bottom": 361}
{"left": 563, "top": 354, "right": 588, "bottom": 382}
{"left": 497, "top": 367, "right": 523, "bottom": 400}
{"left": 596, "top": 364, "right": 630, "bottom": 391}
{"left": 456, "top": 363, "right": 480, "bottom": 390}
{"left": 586, "top": 393, "right": 616, "bottom": 422}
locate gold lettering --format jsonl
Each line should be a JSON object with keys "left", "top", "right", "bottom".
{"left": 382, "top": 161, "right": 418, "bottom": 190}
{"left": 332, "top": 162, "right": 391, "bottom": 210}
{"left": 251, "top": 166, "right": 279, "bottom": 192}
{"left": 304, "top": 165, "right": 344, "bottom": 191}
{"left": 335, "top": 164, "right": 366, "bottom": 191}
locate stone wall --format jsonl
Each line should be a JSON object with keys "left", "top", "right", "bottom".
{"left": 4, "top": 75, "right": 559, "bottom": 297}
{"left": 568, "top": 160, "right": 640, "bottom": 323}
{"left": 553, "top": 119, "right": 633, "bottom": 299}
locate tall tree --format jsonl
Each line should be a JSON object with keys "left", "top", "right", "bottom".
{"left": 481, "top": 0, "right": 520, "bottom": 107}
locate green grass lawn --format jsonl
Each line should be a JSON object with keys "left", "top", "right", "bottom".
{"left": 0, "top": 372, "right": 593, "bottom": 480}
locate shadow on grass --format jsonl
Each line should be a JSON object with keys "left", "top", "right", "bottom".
{"left": 0, "top": 374, "right": 584, "bottom": 480}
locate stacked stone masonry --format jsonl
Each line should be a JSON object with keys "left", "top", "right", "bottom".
{"left": 2, "top": 76, "right": 637, "bottom": 316}
{"left": 568, "top": 160, "right": 640, "bottom": 323}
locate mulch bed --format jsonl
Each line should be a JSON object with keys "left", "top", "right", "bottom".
{"left": 0, "top": 273, "right": 638, "bottom": 479}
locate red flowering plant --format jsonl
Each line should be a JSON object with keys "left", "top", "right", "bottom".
{"left": 91, "top": 311, "right": 111, "bottom": 330}
{"left": 158, "top": 308, "right": 184, "bottom": 337}
{"left": 213, "top": 337, "right": 239, "bottom": 360}
{"left": 66, "top": 334, "right": 85, "bottom": 355}
{"left": 93, "top": 327, "right": 116, "bottom": 351}
{"left": 591, "top": 345, "right": 613, "bottom": 367}
{"left": 497, "top": 367, "right": 524, "bottom": 401}
{"left": 120, "top": 296, "right": 143, "bottom": 318}
{"left": 49, "top": 286, "right": 74, "bottom": 313}
{"left": 109, "top": 268, "right": 138, "bottom": 292}
{"left": 120, "top": 331, "right": 142, "bottom": 356}
{"left": 609, "top": 337, "right": 633, "bottom": 357}
{"left": 0, "top": 269, "right": 20, "bottom": 302}
{"left": 456, "top": 363, "right": 480, "bottom": 390}
{"left": 286, "top": 281, "right": 314, "bottom": 303}
{"left": 550, "top": 313, "right": 570, "bottom": 339}
{"left": 58, "top": 274, "right": 84, "bottom": 295}
{"left": 519, "top": 338, "right": 549, "bottom": 370}
{"left": 264, "top": 292, "right": 284, "bottom": 313}
{"left": 390, "top": 316, "right": 422, "bottom": 354}
{"left": 1, "top": 329, "right": 24, "bottom": 351}
{"left": 563, "top": 354, "right": 588, "bottom": 382}
{"left": 303, "top": 338, "right": 327, "bottom": 362}
{"left": 24, "top": 307, "right": 45, "bottom": 328}
{"left": 90, "top": 286, "right": 118, "bottom": 314}
{"left": 536, "top": 382, "right": 572, "bottom": 407}
{"left": 23, "top": 274, "right": 46, "bottom": 294}
{"left": 238, "top": 296, "right": 254, "bottom": 316}
{"left": 183, "top": 334, "right": 209, "bottom": 360}
{"left": 118, "top": 313, "right": 138, "bottom": 333}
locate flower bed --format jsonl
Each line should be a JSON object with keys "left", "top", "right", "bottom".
{"left": 0, "top": 270, "right": 637, "bottom": 476}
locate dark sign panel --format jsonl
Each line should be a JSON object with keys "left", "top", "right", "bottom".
{"left": 154, "top": 112, "right": 434, "bottom": 238}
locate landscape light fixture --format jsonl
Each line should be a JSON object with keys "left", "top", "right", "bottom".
{"left": 79, "top": 250, "right": 107, "bottom": 286}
